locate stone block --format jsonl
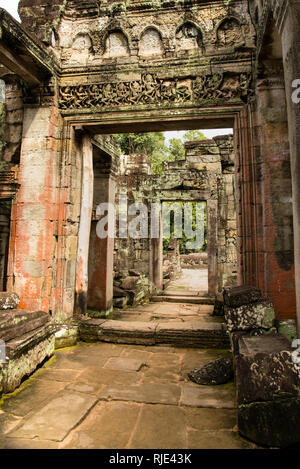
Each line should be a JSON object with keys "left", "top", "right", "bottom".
{"left": 0, "top": 293, "right": 19, "bottom": 310}
{"left": 238, "top": 399, "right": 300, "bottom": 448}
{"left": 223, "top": 285, "right": 262, "bottom": 307}
{"left": 55, "top": 324, "right": 78, "bottom": 349}
{"left": 235, "top": 334, "right": 300, "bottom": 405}
{"left": 79, "top": 319, "right": 106, "bottom": 342}
{"left": 225, "top": 300, "right": 275, "bottom": 332}
{"left": 0, "top": 310, "right": 50, "bottom": 343}
{"left": 0, "top": 324, "right": 55, "bottom": 394}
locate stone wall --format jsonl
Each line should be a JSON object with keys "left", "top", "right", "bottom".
{"left": 113, "top": 135, "right": 238, "bottom": 302}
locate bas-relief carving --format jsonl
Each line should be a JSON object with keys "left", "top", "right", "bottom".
{"left": 59, "top": 72, "right": 253, "bottom": 110}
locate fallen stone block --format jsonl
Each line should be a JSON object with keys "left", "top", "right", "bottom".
{"left": 236, "top": 334, "right": 300, "bottom": 405}
{"left": 223, "top": 285, "right": 261, "bottom": 308}
{"left": 238, "top": 398, "right": 300, "bottom": 448}
{"left": 113, "top": 286, "right": 127, "bottom": 298}
{"left": 0, "top": 324, "right": 55, "bottom": 394}
{"left": 121, "top": 276, "right": 140, "bottom": 290}
{"left": 113, "top": 297, "right": 128, "bottom": 309}
{"left": 0, "top": 310, "right": 50, "bottom": 342}
{"left": 188, "top": 356, "right": 234, "bottom": 385}
{"left": 0, "top": 292, "right": 20, "bottom": 310}
{"left": 225, "top": 300, "right": 275, "bottom": 332}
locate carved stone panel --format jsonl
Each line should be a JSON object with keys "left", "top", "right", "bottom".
{"left": 59, "top": 72, "right": 252, "bottom": 110}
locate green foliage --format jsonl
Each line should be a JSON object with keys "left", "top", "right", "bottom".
{"left": 162, "top": 201, "right": 207, "bottom": 254}
{"left": 168, "top": 138, "right": 185, "bottom": 161}
{"left": 183, "top": 130, "right": 206, "bottom": 142}
{"left": 114, "top": 129, "right": 206, "bottom": 175}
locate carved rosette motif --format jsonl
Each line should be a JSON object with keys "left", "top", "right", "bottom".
{"left": 59, "top": 72, "right": 253, "bottom": 110}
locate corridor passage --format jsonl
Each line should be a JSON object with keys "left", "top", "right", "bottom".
{"left": 0, "top": 302, "right": 258, "bottom": 449}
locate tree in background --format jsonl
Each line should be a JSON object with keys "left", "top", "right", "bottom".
{"left": 114, "top": 129, "right": 206, "bottom": 174}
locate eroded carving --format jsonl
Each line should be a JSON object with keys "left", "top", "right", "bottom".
{"left": 217, "top": 18, "right": 242, "bottom": 46}
{"left": 176, "top": 22, "right": 203, "bottom": 50}
{"left": 59, "top": 72, "right": 252, "bottom": 109}
{"left": 139, "top": 28, "right": 164, "bottom": 57}
{"left": 104, "top": 30, "right": 130, "bottom": 57}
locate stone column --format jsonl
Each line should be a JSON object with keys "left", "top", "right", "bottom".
{"left": 87, "top": 166, "right": 116, "bottom": 316}
{"left": 279, "top": 0, "right": 300, "bottom": 334}
{"left": 7, "top": 104, "right": 61, "bottom": 312}
{"left": 74, "top": 134, "right": 94, "bottom": 317}
{"left": 150, "top": 207, "right": 163, "bottom": 291}
{"left": 207, "top": 199, "right": 218, "bottom": 297}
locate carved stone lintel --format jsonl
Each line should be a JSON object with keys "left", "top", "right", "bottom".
{"left": 59, "top": 72, "right": 253, "bottom": 110}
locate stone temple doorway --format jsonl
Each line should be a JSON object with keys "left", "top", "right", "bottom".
{"left": 162, "top": 200, "right": 209, "bottom": 298}
{"left": 78, "top": 125, "right": 237, "bottom": 317}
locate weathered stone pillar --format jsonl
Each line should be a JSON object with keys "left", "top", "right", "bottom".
{"left": 7, "top": 104, "right": 61, "bottom": 312}
{"left": 278, "top": 0, "right": 300, "bottom": 333}
{"left": 87, "top": 156, "right": 116, "bottom": 316}
{"left": 150, "top": 208, "right": 163, "bottom": 291}
{"left": 207, "top": 199, "right": 218, "bottom": 297}
{"left": 254, "top": 73, "right": 295, "bottom": 321}
{"left": 74, "top": 134, "right": 94, "bottom": 317}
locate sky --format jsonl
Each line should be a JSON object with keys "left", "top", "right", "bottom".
{"left": 0, "top": 1, "right": 20, "bottom": 20}
{"left": 0, "top": 1, "right": 232, "bottom": 141}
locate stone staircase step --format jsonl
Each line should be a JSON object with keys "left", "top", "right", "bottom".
{"left": 0, "top": 310, "right": 50, "bottom": 343}
{"left": 152, "top": 295, "right": 215, "bottom": 305}
{"left": 79, "top": 319, "right": 229, "bottom": 348}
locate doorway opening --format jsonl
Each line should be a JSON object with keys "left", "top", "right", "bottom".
{"left": 81, "top": 125, "right": 237, "bottom": 317}
{"left": 162, "top": 200, "right": 208, "bottom": 298}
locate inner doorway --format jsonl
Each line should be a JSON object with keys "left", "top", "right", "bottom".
{"left": 162, "top": 200, "right": 209, "bottom": 298}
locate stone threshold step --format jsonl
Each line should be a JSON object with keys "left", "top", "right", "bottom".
{"left": 152, "top": 295, "right": 215, "bottom": 305}
{"left": 79, "top": 319, "right": 230, "bottom": 348}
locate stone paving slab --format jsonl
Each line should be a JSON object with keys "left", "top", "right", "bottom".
{"left": 130, "top": 404, "right": 187, "bottom": 449}
{"left": 60, "top": 402, "right": 141, "bottom": 449}
{"left": 187, "top": 430, "right": 256, "bottom": 449}
{"left": 0, "top": 335, "right": 259, "bottom": 449}
{"left": 181, "top": 383, "right": 236, "bottom": 409}
{"left": 99, "top": 383, "right": 181, "bottom": 406}
{"left": 99, "top": 320, "right": 157, "bottom": 345}
{"left": 1, "top": 378, "right": 66, "bottom": 417}
{"left": 8, "top": 390, "right": 97, "bottom": 442}
{"left": 104, "top": 357, "right": 146, "bottom": 372}
{"left": 76, "top": 366, "right": 143, "bottom": 387}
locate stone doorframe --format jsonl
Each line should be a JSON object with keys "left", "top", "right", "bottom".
{"left": 150, "top": 197, "right": 217, "bottom": 298}
{"left": 58, "top": 105, "right": 244, "bottom": 319}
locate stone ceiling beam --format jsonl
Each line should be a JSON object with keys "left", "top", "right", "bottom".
{"left": 0, "top": 40, "right": 42, "bottom": 86}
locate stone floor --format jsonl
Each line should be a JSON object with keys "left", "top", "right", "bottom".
{"left": 111, "top": 301, "right": 221, "bottom": 323}
{"left": 0, "top": 341, "right": 258, "bottom": 449}
{"left": 165, "top": 269, "right": 208, "bottom": 296}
